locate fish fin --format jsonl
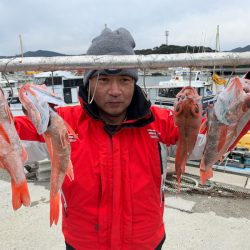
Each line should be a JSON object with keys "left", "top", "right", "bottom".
{"left": 217, "top": 125, "right": 228, "bottom": 151}
{"left": 174, "top": 138, "right": 187, "bottom": 190}
{"left": 50, "top": 192, "right": 60, "bottom": 227}
{"left": 0, "top": 124, "right": 11, "bottom": 143}
{"left": 11, "top": 180, "right": 31, "bottom": 210}
{"left": 177, "top": 176, "right": 181, "bottom": 193}
{"left": 64, "top": 121, "right": 79, "bottom": 140}
{"left": 21, "top": 146, "right": 28, "bottom": 162}
{"left": 181, "top": 159, "right": 187, "bottom": 174}
{"left": 66, "top": 160, "right": 74, "bottom": 181}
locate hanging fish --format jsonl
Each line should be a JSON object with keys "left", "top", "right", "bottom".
{"left": 43, "top": 110, "right": 75, "bottom": 226}
{"left": 174, "top": 86, "right": 202, "bottom": 189}
{"left": 200, "top": 77, "right": 250, "bottom": 184}
{"left": 19, "top": 83, "right": 77, "bottom": 226}
{"left": 0, "top": 89, "right": 30, "bottom": 210}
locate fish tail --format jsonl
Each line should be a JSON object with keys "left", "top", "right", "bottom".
{"left": 11, "top": 180, "right": 31, "bottom": 210}
{"left": 181, "top": 159, "right": 187, "bottom": 174}
{"left": 50, "top": 192, "right": 60, "bottom": 227}
{"left": 0, "top": 123, "right": 11, "bottom": 143}
{"left": 200, "top": 159, "right": 213, "bottom": 185}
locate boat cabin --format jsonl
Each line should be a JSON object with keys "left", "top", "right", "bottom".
{"left": 33, "top": 71, "right": 83, "bottom": 104}
{"left": 154, "top": 70, "right": 214, "bottom": 109}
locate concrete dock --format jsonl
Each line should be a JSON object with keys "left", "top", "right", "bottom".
{"left": 0, "top": 168, "right": 250, "bottom": 250}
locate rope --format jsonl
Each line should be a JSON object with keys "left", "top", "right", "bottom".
{"left": 164, "top": 173, "right": 250, "bottom": 197}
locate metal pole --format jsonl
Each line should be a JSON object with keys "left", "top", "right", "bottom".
{"left": 0, "top": 52, "right": 250, "bottom": 72}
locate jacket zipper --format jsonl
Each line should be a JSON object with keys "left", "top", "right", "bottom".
{"left": 158, "top": 143, "right": 165, "bottom": 207}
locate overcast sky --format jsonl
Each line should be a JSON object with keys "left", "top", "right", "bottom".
{"left": 1, "top": 0, "right": 249, "bottom": 56}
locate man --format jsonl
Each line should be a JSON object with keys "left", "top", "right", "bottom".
{"left": 14, "top": 27, "right": 196, "bottom": 249}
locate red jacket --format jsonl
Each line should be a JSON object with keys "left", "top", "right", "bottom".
{"left": 15, "top": 86, "right": 179, "bottom": 249}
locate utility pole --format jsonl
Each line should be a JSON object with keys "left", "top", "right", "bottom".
{"left": 165, "top": 30, "right": 169, "bottom": 45}
{"left": 19, "top": 34, "right": 24, "bottom": 57}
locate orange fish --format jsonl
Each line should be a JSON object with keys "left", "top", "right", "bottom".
{"left": 0, "top": 89, "right": 30, "bottom": 210}
{"left": 43, "top": 111, "right": 76, "bottom": 226}
{"left": 18, "top": 83, "right": 77, "bottom": 226}
{"left": 174, "top": 86, "right": 202, "bottom": 189}
{"left": 200, "top": 77, "right": 250, "bottom": 184}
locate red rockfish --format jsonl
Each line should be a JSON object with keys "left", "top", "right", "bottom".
{"left": 19, "top": 84, "right": 77, "bottom": 226}
{"left": 43, "top": 111, "right": 76, "bottom": 226}
{"left": 174, "top": 86, "right": 202, "bottom": 189}
{"left": 200, "top": 77, "right": 250, "bottom": 184}
{"left": 0, "top": 89, "right": 30, "bottom": 210}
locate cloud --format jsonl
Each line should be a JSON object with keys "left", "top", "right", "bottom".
{"left": 0, "top": 0, "right": 249, "bottom": 56}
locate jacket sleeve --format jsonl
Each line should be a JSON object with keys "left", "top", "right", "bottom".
{"left": 150, "top": 106, "right": 179, "bottom": 146}
{"left": 14, "top": 116, "right": 49, "bottom": 163}
{"left": 14, "top": 116, "right": 45, "bottom": 142}
{"left": 151, "top": 106, "right": 207, "bottom": 160}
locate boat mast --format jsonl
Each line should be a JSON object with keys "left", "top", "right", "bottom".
{"left": 215, "top": 25, "right": 220, "bottom": 52}
{"left": 213, "top": 25, "right": 221, "bottom": 74}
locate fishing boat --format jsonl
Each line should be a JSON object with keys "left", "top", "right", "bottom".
{"left": 33, "top": 70, "right": 83, "bottom": 104}
{"left": 154, "top": 69, "right": 215, "bottom": 109}
{"left": 5, "top": 70, "right": 84, "bottom": 116}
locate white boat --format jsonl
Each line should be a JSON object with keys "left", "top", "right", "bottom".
{"left": 154, "top": 69, "right": 215, "bottom": 109}
{"left": 33, "top": 70, "right": 83, "bottom": 104}
{"left": 3, "top": 70, "right": 83, "bottom": 116}
{"left": 0, "top": 72, "right": 19, "bottom": 96}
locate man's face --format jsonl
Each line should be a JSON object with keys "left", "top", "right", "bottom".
{"left": 89, "top": 74, "right": 135, "bottom": 122}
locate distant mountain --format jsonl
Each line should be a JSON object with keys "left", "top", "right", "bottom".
{"left": 0, "top": 50, "right": 69, "bottom": 58}
{"left": 21, "top": 50, "right": 68, "bottom": 57}
{"left": 135, "top": 44, "right": 215, "bottom": 55}
{"left": 1, "top": 45, "right": 250, "bottom": 58}
{"left": 230, "top": 45, "right": 250, "bottom": 52}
